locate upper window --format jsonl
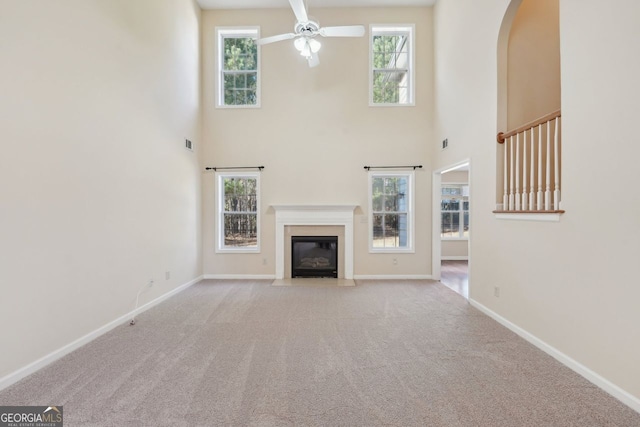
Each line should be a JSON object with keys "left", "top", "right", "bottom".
{"left": 216, "top": 27, "right": 260, "bottom": 108}
{"left": 441, "top": 184, "right": 469, "bottom": 239}
{"left": 370, "top": 25, "right": 415, "bottom": 106}
{"left": 216, "top": 172, "right": 260, "bottom": 252}
{"left": 369, "top": 172, "right": 415, "bottom": 252}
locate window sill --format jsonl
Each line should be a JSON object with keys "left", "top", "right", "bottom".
{"left": 442, "top": 237, "right": 469, "bottom": 241}
{"left": 216, "top": 247, "right": 260, "bottom": 254}
{"left": 369, "top": 102, "right": 415, "bottom": 108}
{"left": 369, "top": 248, "right": 415, "bottom": 254}
{"left": 493, "top": 210, "right": 565, "bottom": 222}
{"left": 215, "top": 104, "right": 261, "bottom": 109}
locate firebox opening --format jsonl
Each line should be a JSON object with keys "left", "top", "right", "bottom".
{"left": 291, "top": 236, "right": 338, "bottom": 278}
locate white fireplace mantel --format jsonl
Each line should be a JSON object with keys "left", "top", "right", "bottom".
{"left": 273, "top": 205, "right": 357, "bottom": 279}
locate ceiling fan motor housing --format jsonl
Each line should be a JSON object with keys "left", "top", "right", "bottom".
{"left": 294, "top": 20, "right": 320, "bottom": 36}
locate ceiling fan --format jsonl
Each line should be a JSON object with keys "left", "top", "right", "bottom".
{"left": 256, "top": 0, "right": 365, "bottom": 68}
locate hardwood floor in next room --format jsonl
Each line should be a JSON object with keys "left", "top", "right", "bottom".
{"left": 440, "top": 260, "right": 469, "bottom": 299}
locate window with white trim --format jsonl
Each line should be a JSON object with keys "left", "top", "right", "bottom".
{"left": 441, "top": 184, "right": 469, "bottom": 239}
{"left": 370, "top": 25, "right": 415, "bottom": 106}
{"left": 369, "top": 172, "right": 414, "bottom": 252}
{"left": 216, "top": 172, "right": 260, "bottom": 252}
{"left": 216, "top": 27, "right": 260, "bottom": 108}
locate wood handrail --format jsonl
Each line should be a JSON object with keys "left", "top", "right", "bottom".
{"left": 497, "top": 109, "right": 561, "bottom": 144}
{"left": 493, "top": 210, "right": 565, "bottom": 214}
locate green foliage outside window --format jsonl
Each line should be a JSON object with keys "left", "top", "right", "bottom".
{"left": 223, "top": 37, "right": 257, "bottom": 106}
{"left": 372, "top": 34, "right": 409, "bottom": 104}
{"left": 372, "top": 176, "right": 409, "bottom": 248}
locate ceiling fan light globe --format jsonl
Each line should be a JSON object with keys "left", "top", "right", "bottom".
{"left": 309, "top": 38, "right": 321, "bottom": 53}
{"left": 294, "top": 37, "right": 306, "bottom": 51}
{"left": 300, "top": 42, "right": 312, "bottom": 58}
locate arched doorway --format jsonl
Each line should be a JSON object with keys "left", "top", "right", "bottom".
{"left": 496, "top": 0, "right": 561, "bottom": 209}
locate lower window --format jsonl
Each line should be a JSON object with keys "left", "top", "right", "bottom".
{"left": 369, "top": 172, "right": 414, "bottom": 252}
{"left": 217, "top": 172, "right": 260, "bottom": 252}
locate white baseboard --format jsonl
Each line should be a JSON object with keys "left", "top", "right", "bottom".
{"left": 469, "top": 298, "right": 640, "bottom": 414}
{"left": 441, "top": 256, "right": 469, "bottom": 261}
{"left": 0, "top": 275, "right": 203, "bottom": 392}
{"left": 204, "top": 274, "right": 434, "bottom": 282}
{"left": 353, "top": 274, "right": 433, "bottom": 280}
{"left": 203, "top": 274, "right": 276, "bottom": 280}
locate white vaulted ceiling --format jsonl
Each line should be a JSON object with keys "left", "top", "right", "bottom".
{"left": 197, "top": 0, "right": 436, "bottom": 9}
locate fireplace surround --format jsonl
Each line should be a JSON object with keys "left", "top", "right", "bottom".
{"left": 273, "top": 205, "right": 356, "bottom": 279}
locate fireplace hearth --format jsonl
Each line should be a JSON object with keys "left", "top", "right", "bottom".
{"left": 291, "top": 236, "right": 338, "bottom": 278}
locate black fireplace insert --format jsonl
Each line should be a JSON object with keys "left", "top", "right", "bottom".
{"left": 291, "top": 236, "right": 338, "bottom": 278}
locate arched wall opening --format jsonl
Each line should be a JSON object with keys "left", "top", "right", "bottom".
{"left": 496, "top": 0, "right": 561, "bottom": 206}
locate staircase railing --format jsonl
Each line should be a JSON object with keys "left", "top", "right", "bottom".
{"left": 496, "top": 110, "right": 563, "bottom": 213}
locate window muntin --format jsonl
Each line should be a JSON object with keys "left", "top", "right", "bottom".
{"left": 217, "top": 173, "right": 260, "bottom": 252}
{"left": 369, "top": 172, "right": 414, "bottom": 252}
{"left": 441, "top": 184, "right": 469, "bottom": 239}
{"left": 217, "top": 27, "right": 260, "bottom": 108}
{"left": 370, "top": 25, "right": 415, "bottom": 106}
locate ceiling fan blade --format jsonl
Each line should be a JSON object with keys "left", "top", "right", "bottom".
{"left": 288, "top": 0, "right": 309, "bottom": 23}
{"left": 308, "top": 51, "right": 320, "bottom": 68}
{"left": 255, "top": 33, "right": 296, "bottom": 45}
{"left": 319, "top": 25, "right": 365, "bottom": 38}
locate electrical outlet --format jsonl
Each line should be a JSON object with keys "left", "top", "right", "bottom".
{"left": 165, "top": 271, "right": 171, "bottom": 280}
{"left": 442, "top": 138, "right": 449, "bottom": 149}
{"left": 393, "top": 258, "right": 398, "bottom": 265}
{"left": 262, "top": 258, "right": 267, "bottom": 265}
{"left": 148, "top": 279, "right": 154, "bottom": 288}
{"left": 494, "top": 286, "right": 500, "bottom": 297}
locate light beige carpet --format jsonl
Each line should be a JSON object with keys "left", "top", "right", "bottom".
{"left": 271, "top": 278, "right": 355, "bottom": 287}
{"left": 1, "top": 279, "right": 638, "bottom": 426}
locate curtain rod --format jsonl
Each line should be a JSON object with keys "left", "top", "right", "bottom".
{"left": 364, "top": 165, "right": 423, "bottom": 171}
{"left": 205, "top": 166, "right": 264, "bottom": 171}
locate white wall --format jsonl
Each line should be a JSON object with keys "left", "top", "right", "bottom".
{"left": 0, "top": 0, "right": 202, "bottom": 381}
{"left": 202, "top": 8, "right": 434, "bottom": 278}
{"left": 434, "top": 0, "right": 640, "bottom": 406}
{"left": 441, "top": 240, "right": 468, "bottom": 259}
{"left": 507, "top": 0, "right": 560, "bottom": 128}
